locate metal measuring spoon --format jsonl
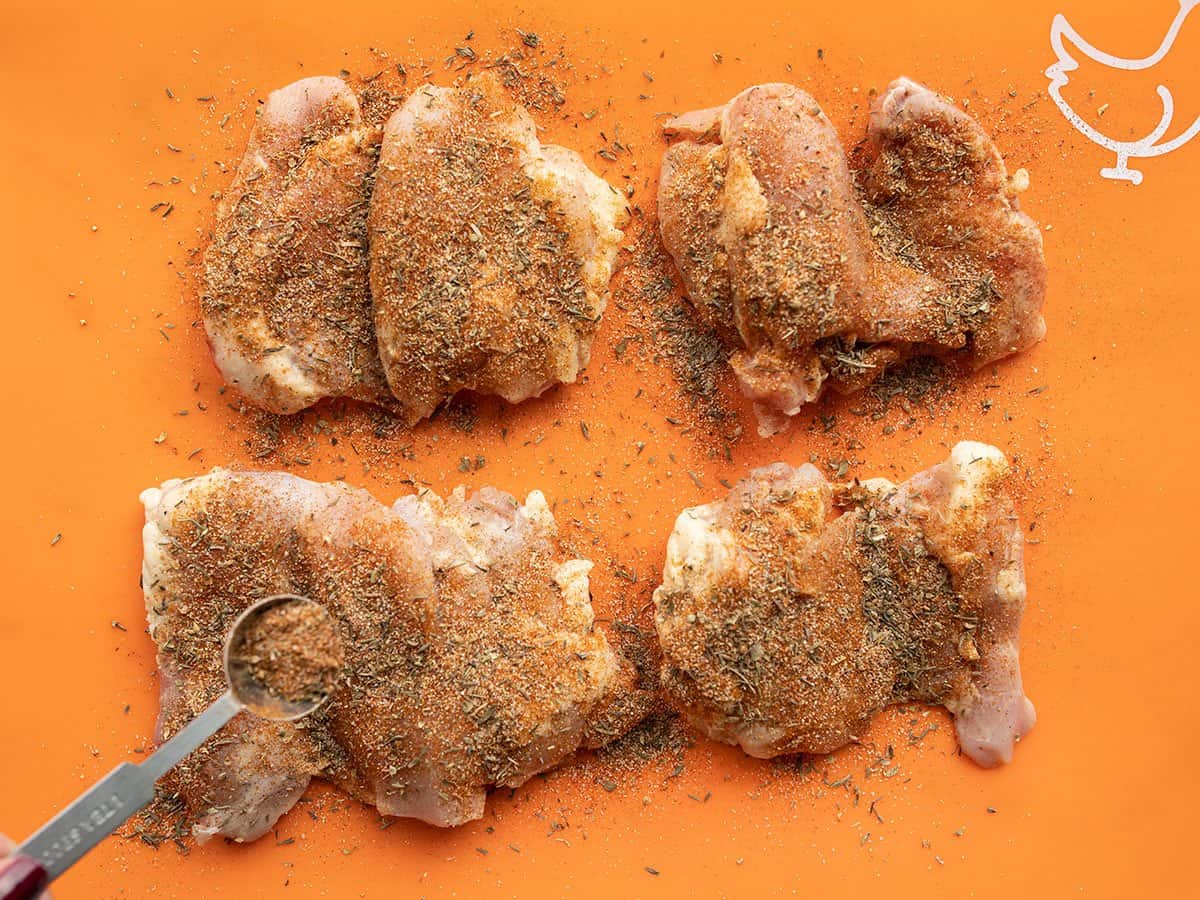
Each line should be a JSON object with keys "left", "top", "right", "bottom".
{"left": 0, "top": 594, "right": 342, "bottom": 900}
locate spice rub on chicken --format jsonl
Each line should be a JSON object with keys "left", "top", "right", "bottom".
{"left": 653, "top": 442, "right": 1036, "bottom": 767}
{"left": 658, "top": 78, "right": 1046, "bottom": 435}
{"left": 202, "top": 77, "right": 390, "bottom": 414}
{"left": 203, "top": 72, "right": 627, "bottom": 421}
{"left": 368, "top": 72, "right": 629, "bottom": 423}
{"left": 141, "top": 469, "right": 641, "bottom": 840}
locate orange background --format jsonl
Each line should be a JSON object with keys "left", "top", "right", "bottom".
{"left": 1, "top": 0, "right": 1197, "bottom": 896}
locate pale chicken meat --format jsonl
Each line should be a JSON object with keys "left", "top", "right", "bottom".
{"left": 141, "top": 469, "right": 635, "bottom": 838}
{"left": 368, "top": 73, "right": 629, "bottom": 423}
{"left": 658, "top": 79, "right": 1046, "bottom": 435}
{"left": 202, "top": 77, "right": 391, "bottom": 414}
{"left": 653, "top": 442, "right": 1035, "bottom": 766}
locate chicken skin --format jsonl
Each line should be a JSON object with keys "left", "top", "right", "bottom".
{"left": 653, "top": 442, "right": 1035, "bottom": 767}
{"left": 204, "top": 72, "right": 627, "bottom": 421}
{"left": 141, "top": 470, "right": 632, "bottom": 838}
{"left": 658, "top": 79, "right": 1046, "bottom": 435}
{"left": 202, "top": 77, "right": 391, "bottom": 414}
{"left": 368, "top": 73, "right": 629, "bottom": 423}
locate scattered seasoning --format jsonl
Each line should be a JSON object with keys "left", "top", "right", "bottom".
{"left": 645, "top": 867, "right": 660, "bottom": 876}
{"left": 111, "top": 620, "right": 128, "bottom": 632}
{"left": 130, "top": 39, "right": 1042, "bottom": 855}
{"left": 441, "top": 399, "right": 479, "bottom": 433}
{"left": 50, "top": 532, "right": 62, "bottom": 546}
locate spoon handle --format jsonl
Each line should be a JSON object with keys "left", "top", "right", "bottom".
{"left": 13, "top": 691, "right": 241, "bottom": 884}
{"left": 139, "top": 691, "right": 242, "bottom": 781}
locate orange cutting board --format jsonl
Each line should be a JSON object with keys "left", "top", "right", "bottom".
{"left": 0, "top": 0, "right": 1196, "bottom": 896}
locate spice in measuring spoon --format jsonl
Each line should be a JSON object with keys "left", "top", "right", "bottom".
{"left": 2, "top": 596, "right": 344, "bottom": 900}
{"left": 225, "top": 595, "right": 345, "bottom": 719}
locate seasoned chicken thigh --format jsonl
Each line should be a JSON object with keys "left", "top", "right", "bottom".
{"left": 653, "top": 442, "right": 1035, "bottom": 767}
{"left": 368, "top": 73, "right": 629, "bottom": 423}
{"left": 658, "top": 79, "right": 1046, "bottom": 435}
{"left": 202, "top": 72, "right": 626, "bottom": 420}
{"left": 202, "top": 77, "right": 390, "bottom": 414}
{"left": 141, "top": 470, "right": 628, "bottom": 838}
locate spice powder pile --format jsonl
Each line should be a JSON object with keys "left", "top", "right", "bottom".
{"left": 227, "top": 601, "right": 344, "bottom": 708}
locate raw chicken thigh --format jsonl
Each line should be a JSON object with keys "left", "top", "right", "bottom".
{"left": 141, "top": 470, "right": 633, "bottom": 839}
{"left": 658, "top": 78, "right": 1046, "bottom": 435}
{"left": 368, "top": 73, "right": 629, "bottom": 423}
{"left": 203, "top": 72, "right": 627, "bottom": 422}
{"left": 653, "top": 442, "right": 1035, "bottom": 766}
{"left": 202, "top": 77, "right": 390, "bottom": 414}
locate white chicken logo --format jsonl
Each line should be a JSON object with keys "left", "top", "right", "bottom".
{"left": 1047, "top": 0, "right": 1200, "bottom": 184}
